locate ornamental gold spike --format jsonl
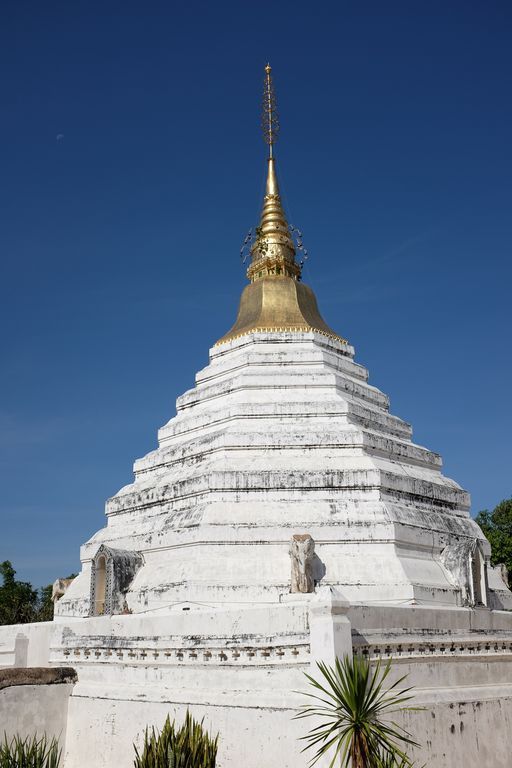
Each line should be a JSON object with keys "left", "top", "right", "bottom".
{"left": 246, "top": 64, "right": 298, "bottom": 283}
{"left": 262, "top": 63, "right": 279, "bottom": 158}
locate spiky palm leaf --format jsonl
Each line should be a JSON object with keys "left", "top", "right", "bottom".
{"left": 295, "top": 655, "right": 420, "bottom": 768}
{"left": 133, "top": 711, "right": 218, "bottom": 768}
{"left": 0, "top": 733, "right": 61, "bottom": 768}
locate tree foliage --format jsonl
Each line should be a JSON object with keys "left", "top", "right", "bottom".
{"left": 295, "top": 654, "right": 420, "bottom": 768}
{"left": 0, "top": 561, "right": 39, "bottom": 625}
{"left": 37, "top": 583, "right": 56, "bottom": 622}
{"left": 0, "top": 560, "right": 75, "bottom": 626}
{"left": 475, "top": 497, "right": 512, "bottom": 585}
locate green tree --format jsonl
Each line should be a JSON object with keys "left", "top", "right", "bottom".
{"left": 0, "top": 561, "right": 38, "bottom": 625}
{"left": 475, "top": 497, "right": 512, "bottom": 586}
{"left": 37, "top": 583, "right": 55, "bottom": 622}
{"left": 295, "top": 655, "right": 420, "bottom": 768}
{"left": 0, "top": 562, "right": 77, "bottom": 625}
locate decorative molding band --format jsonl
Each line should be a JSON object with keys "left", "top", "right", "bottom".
{"left": 214, "top": 328, "right": 348, "bottom": 348}
{"left": 53, "top": 641, "right": 310, "bottom": 667}
{"left": 353, "top": 638, "right": 512, "bottom": 661}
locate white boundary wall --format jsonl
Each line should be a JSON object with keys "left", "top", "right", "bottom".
{"left": 0, "top": 682, "right": 75, "bottom": 746}
{"left": 0, "top": 622, "right": 53, "bottom": 667}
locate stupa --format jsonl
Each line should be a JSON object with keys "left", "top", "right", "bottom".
{"left": 3, "top": 66, "right": 512, "bottom": 768}
{"left": 56, "top": 66, "right": 507, "bottom": 619}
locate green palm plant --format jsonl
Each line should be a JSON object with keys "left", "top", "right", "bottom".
{"left": 0, "top": 733, "right": 61, "bottom": 768}
{"left": 295, "top": 654, "right": 420, "bottom": 768}
{"left": 133, "top": 710, "right": 218, "bottom": 768}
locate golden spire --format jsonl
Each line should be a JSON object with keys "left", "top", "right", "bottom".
{"left": 247, "top": 64, "right": 299, "bottom": 283}
{"left": 215, "top": 65, "right": 347, "bottom": 347}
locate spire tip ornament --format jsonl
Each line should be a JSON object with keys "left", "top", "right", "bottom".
{"left": 262, "top": 63, "right": 279, "bottom": 158}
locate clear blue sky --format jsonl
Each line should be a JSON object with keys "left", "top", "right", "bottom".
{"left": 1, "top": 1, "right": 511, "bottom": 587}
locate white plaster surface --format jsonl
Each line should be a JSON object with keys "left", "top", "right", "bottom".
{"left": 60, "top": 682, "right": 512, "bottom": 768}
{"left": 0, "top": 622, "right": 53, "bottom": 668}
{"left": 0, "top": 683, "right": 74, "bottom": 746}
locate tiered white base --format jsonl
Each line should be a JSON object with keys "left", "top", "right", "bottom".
{"left": 57, "top": 331, "right": 506, "bottom": 618}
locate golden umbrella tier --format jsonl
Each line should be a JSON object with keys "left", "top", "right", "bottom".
{"left": 215, "top": 274, "right": 347, "bottom": 345}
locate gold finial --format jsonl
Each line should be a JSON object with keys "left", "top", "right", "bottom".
{"left": 246, "top": 64, "right": 297, "bottom": 283}
{"left": 262, "top": 63, "right": 279, "bottom": 158}
{"left": 214, "top": 66, "right": 348, "bottom": 347}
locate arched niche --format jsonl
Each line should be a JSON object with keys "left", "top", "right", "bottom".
{"left": 89, "top": 545, "right": 143, "bottom": 616}
{"left": 470, "top": 544, "right": 488, "bottom": 607}
{"left": 94, "top": 555, "right": 107, "bottom": 615}
{"left": 440, "top": 539, "right": 489, "bottom": 608}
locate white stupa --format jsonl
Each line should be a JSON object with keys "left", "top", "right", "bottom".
{"left": 28, "top": 65, "right": 512, "bottom": 768}
{"left": 56, "top": 66, "right": 507, "bottom": 622}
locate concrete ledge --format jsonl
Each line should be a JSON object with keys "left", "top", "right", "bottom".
{"left": 0, "top": 667, "right": 77, "bottom": 691}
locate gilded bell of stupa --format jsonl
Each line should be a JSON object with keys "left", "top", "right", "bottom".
{"left": 216, "top": 64, "right": 346, "bottom": 346}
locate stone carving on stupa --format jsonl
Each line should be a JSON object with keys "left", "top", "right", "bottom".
{"left": 289, "top": 534, "right": 315, "bottom": 593}
{"left": 51, "top": 577, "right": 75, "bottom": 604}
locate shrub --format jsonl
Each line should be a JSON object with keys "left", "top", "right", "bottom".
{"left": 134, "top": 711, "right": 218, "bottom": 768}
{"left": 0, "top": 733, "right": 61, "bottom": 768}
{"left": 295, "top": 654, "right": 420, "bottom": 768}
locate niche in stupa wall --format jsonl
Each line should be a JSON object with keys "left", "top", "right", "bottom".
{"left": 439, "top": 539, "right": 489, "bottom": 608}
{"left": 89, "top": 545, "right": 143, "bottom": 616}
